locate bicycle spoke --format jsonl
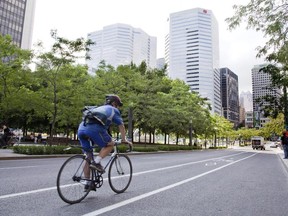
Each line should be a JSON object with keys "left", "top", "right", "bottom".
{"left": 108, "top": 154, "right": 132, "bottom": 193}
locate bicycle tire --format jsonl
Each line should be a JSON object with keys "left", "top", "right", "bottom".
{"left": 108, "top": 154, "right": 132, "bottom": 193}
{"left": 56, "top": 154, "right": 92, "bottom": 204}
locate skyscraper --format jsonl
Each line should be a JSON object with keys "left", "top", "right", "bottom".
{"left": 220, "top": 67, "right": 239, "bottom": 127}
{"left": 165, "top": 8, "right": 221, "bottom": 115}
{"left": 0, "top": 0, "right": 36, "bottom": 49}
{"left": 239, "top": 91, "right": 253, "bottom": 128}
{"left": 252, "top": 64, "right": 281, "bottom": 128}
{"left": 86, "top": 23, "right": 157, "bottom": 74}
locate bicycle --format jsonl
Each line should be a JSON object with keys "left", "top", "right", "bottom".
{"left": 56, "top": 140, "right": 133, "bottom": 204}
{"left": 0, "top": 134, "right": 19, "bottom": 148}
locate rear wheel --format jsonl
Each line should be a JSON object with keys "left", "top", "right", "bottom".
{"left": 57, "top": 155, "right": 92, "bottom": 204}
{"left": 108, "top": 154, "right": 132, "bottom": 193}
{"left": 7, "top": 137, "right": 18, "bottom": 146}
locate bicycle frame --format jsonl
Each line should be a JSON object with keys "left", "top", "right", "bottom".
{"left": 102, "top": 145, "right": 119, "bottom": 170}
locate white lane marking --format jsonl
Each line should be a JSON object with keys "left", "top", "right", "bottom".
{"left": 82, "top": 153, "right": 257, "bottom": 216}
{"left": 0, "top": 166, "right": 38, "bottom": 170}
{"left": 0, "top": 187, "right": 57, "bottom": 199}
{"left": 0, "top": 151, "right": 249, "bottom": 200}
{"left": 132, "top": 152, "right": 246, "bottom": 176}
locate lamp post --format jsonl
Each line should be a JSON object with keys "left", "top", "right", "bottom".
{"left": 128, "top": 107, "right": 133, "bottom": 142}
{"left": 189, "top": 119, "right": 193, "bottom": 146}
{"left": 214, "top": 127, "right": 218, "bottom": 148}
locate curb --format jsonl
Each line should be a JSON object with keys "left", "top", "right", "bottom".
{"left": 0, "top": 154, "right": 72, "bottom": 160}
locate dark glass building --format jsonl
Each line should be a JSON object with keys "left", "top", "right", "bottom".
{"left": 220, "top": 67, "right": 240, "bottom": 128}
{"left": 0, "top": 0, "right": 35, "bottom": 49}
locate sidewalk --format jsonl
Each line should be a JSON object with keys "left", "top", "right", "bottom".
{"left": 0, "top": 148, "right": 72, "bottom": 160}
{"left": 272, "top": 147, "right": 288, "bottom": 172}
{"left": 231, "top": 145, "right": 288, "bottom": 171}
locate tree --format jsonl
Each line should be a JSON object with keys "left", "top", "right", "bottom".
{"left": 34, "top": 30, "right": 94, "bottom": 136}
{"left": 261, "top": 113, "right": 284, "bottom": 138}
{"left": 260, "top": 43, "right": 288, "bottom": 129}
{"left": 226, "top": 0, "right": 288, "bottom": 58}
{"left": 0, "top": 34, "right": 34, "bottom": 128}
{"left": 226, "top": 0, "right": 288, "bottom": 128}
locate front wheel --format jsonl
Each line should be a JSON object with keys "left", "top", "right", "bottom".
{"left": 108, "top": 154, "right": 132, "bottom": 193}
{"left": 57, "top": 155, "right": 92, "bottom": 204}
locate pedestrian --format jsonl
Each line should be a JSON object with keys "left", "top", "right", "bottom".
{"left": 34, "top": 134, "right": 37, "bottom": 143}
{"left": 0, "top": 122, "right": 12, "bottom": 147}
{"left": 37, "top": 133, "right": 42, "bottom": 143}
{"left": 280, "top": 130, "right": 288, "bottom": 159}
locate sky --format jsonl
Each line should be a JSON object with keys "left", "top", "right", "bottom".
{"left": 32, "top": 0, "right": 266, "bottom": 93}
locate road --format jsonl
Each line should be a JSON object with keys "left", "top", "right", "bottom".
{"left": 1, "top": 148, "right": 288, "bottom": 216}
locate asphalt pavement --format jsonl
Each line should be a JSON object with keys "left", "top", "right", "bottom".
{"left": 1, "top": 144, "right": 288, "bottom": 171}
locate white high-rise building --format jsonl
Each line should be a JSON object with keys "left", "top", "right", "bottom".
{"left": 165, "top": 8, "right": 221, "bottom": 115}
{"left": 87, "top": 23, "right": 157, "bottom": 74}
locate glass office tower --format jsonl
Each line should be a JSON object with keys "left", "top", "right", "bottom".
{"left": 166, "top": 8, "right": 221, "bottom": 114}
{"left": 220, "top": 67, "right": 239, "bottom": 127}
{"left": 0, "top": 0, "right": 36, "bottom": 49}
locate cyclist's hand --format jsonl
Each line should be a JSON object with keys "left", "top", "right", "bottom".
{"left": 122, "top": 139, "right": 133, "bottom": 151}
{"left": 122, "top": 139, "right": 132, "bottom": 145}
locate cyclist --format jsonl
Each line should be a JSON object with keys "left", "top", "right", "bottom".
{"left": 78, "top": 95, "right": 132, "bottom": 174}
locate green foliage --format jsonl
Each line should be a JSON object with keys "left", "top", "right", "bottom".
{"left": 0, "top": 34, "right": 34, "bottom": 126}
{"left": 12, "top": 144, "right": 207, "bottom": 155}
{"left": 226, "top": 0, "right": 288, "bottom": 58}
{"left": 33, "top": 30, "right": 94, "bottom": 136}
{"left": 13, "top": 145, "right": 82, "bottom": 155}
{"left": 208, "top": 146, "right": 228, "bottom": 149}
{"left": 133, "top": 147, "right": 158, "bottom": 152}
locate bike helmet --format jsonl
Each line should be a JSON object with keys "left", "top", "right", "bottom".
{"left": 105, "top": 94, "right": 123, "bottom": 107}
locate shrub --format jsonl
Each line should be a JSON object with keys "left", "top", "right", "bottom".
{"left": 12, "top": 143, "right": 226, "bottom": 155}
{"left": 13, "top": 145, "right": 82, "bottom": 155}
{"left": 133, "top": 147, "right": 158, "bottom": 152}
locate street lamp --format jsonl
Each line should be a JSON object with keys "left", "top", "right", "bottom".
{"left": 189, "top": 119, "right": 193, "bottom": 146}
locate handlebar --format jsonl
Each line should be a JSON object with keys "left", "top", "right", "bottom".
{"left": 114, "top": 139, "right": 133, "bottom": 152}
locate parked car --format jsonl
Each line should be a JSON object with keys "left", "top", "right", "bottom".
{"left": 270, "top": 141, "right": 279, "bottom": 148}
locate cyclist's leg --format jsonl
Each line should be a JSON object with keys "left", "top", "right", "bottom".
{"left": 90, "top": 129, "right": 113, "bottom": 160}
{"left": 86, "top": 129, "right": 112, "bottom": 172}
{"left": 98, "top": 141, "right": 114, "bottom": 158}
{"left": 78, "top": 131, "right": 94, "bottom": 179}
